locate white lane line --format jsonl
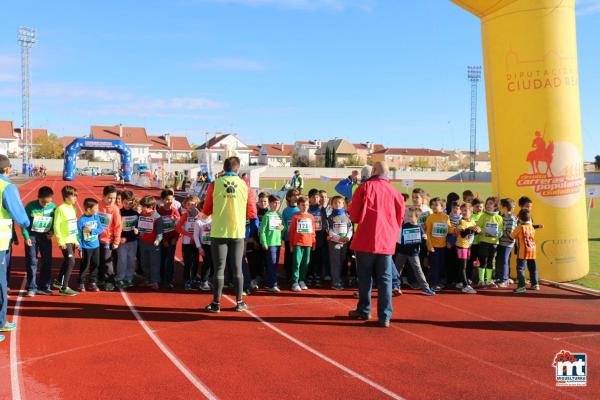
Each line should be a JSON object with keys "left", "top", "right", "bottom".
{"left": 312, "top": 291, "right": 583, "bottom": 400}
{"left": 10, "top": 278, "right": 27, "bottom": 400}
{"left": 222, "top": 295, "right": 405, "bottom": 400}
{"left": 553, "top": 333, "right": 600, "bottom": 341}
{"left": 120, "top": 290, "right": 218, "bottom": 400}
{"left": 11, "top": 178, "right": 46, "bottom": 400}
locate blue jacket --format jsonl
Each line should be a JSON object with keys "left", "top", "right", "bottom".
{"left": 282, "top": 206, "right": 299, "bottom": 241}
{"left": 78, "top": 214, "right": 104, "bottom": 249}
{"left": 0, "top": 174, "right": 30, "bottom": 228}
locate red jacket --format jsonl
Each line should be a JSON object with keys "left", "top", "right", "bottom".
{"left": 349, "top": 177, "right": 405, "bottom": 255}
{"left": 289, "top": 213, "right": 316, "bottom": 248}
{"left": 158, "top": 206, "right": 181, "bottom": 242}
{"left": 98, "top": 204, "right": 122, "bottom": 246}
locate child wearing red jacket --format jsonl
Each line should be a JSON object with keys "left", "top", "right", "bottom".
{"left": 289, "top": 196, "right": 316, "bottom": 292}
{"left": 96, "top": 185, "right": 122, "bottom": 291}
{"left": 176, "top": 195, "right": 200, "bottom": 290}
{"left": 158, "top": 189, "right": 180, "bottom": 289}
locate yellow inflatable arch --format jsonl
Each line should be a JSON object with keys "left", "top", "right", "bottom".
{"left": 452, "top": 0, "right": 588, "bottom": 281}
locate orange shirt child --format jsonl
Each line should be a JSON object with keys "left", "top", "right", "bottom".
{"left": 289, "top": 212, "right": 316, "bottom": 248}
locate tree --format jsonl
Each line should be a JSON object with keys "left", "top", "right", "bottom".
{"left": 331, "top": 148, "right": 337, "bottom": 167}
{"left": 325, "top": 147, "right": 332, "bottom": 168}
{"left": 340, "top": 154, "right": 362, "bottom": 167}
{"left": 33, "top": 133, "right": 64, "bottom": 159}
{"left": 595, "top": 155, "right": 600, "bottom": 170}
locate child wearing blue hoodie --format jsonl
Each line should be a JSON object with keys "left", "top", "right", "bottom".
{"left": 77, "top": 198, "right": 105, "bottom": 292}
{"left": 282, "top": 189, "right": 300, "bottom": 283}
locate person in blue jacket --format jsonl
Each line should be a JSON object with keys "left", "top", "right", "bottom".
{"left": 0, "top": 155, "right": 30, "bottom": 342}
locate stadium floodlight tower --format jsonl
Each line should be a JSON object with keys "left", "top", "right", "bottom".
{"left": 467, "top": 65, "right": 481, "bottom": 180}
{"left": 18, "top": 26, "right": 36, "bottom": 171}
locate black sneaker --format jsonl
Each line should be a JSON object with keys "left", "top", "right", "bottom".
{"left": 52, "top": 279, "right": 62, "bottom": 290}
{"left": 87, "top": 282, "right": 100, "bottom": 292}
{"left": 348, "top": 310, "right": 370, "bottom": 320}
{"left": 104, "top": 282, "right": 115, "bottom": 292}
{"left": 234, "top": 301, "right": 248, "bottom": 312}
{"left": 205, "top": 302, "right": 221, "bottom": 313}
{"left": 378, "top": 320, "right": 390, "bottom": 328}
{"left": 36, "top": 289, "right": 53, "bottom": 296}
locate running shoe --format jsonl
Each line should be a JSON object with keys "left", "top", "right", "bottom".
{"left": 205, "top": 302, "right": 221, "bottom": 313}
{"left": 455, "top": 282, "right": 464, "bottom": 289}
{"left": 0, "top": 322, "right": 16, "bottom": 332}
{"left": 487, "top": 281, "right": 498, "bottom": 288}
{"left": 497, "top": 281, "right": 508, "bottom": 288}
{"left": 392, "top": 287, "right": 402, "bottom": 296}
{"left": 332, "top": 283, "right": 345, "bottom": 291}
{"left": 348, "top": 310, "right": 370, "bottom": 320}
{"left": 59, "top": 287, "right": 78, "bottom": 297}
{"left": 267, "top": 286, "right": 281, "bottom": 293}
{"left": 52, "top": 279, "right": 62, "bottom": 290}
{"left": 531, "top": 284, "right": 541, "bottom": 291}
{"left": 462, "top": 286, "right": 477, "bottom": 294}
{"left": 291, "top": 282, "right": 301, "bottom": 292}
{"left": 104, "top": 282, "right": 115, "bottom": 292}
{"left": 234, "top": 301, "right": 249, "bottom": 312}
{"left": 378, "top": 320, "right": 390, "bottom": 328}
{"left": 250, "top": 279, "right": 259, "bottom": 290}
{"left": 36, "top": 289, "right": 53, "bottom": 296}
{"left": 422, "top": 288, "right": 436, "bottom": 296}
{"left": 299, "top": 281, "right": 308, "bottom": 290}
{"left": 199, "top": 281, "right": 211, "bottom": 291}
{"left": 87, "top": 282, "right": 100, "bottom": 292}
{"left": 78, "top": 283, "right": 86, "bottom": 292}
{"left": 432, "top": 285, "right": 442, "bottom": 292}
{"left": 514, "top": 286, "right": 527, "bottom": 294}
{"left": 184, "top": 281, "right": 193, "bottom": 291}
{"left": 26, "top": 290, "right": 36, "bottom": 297}
{"left": 0, "top": 335, "right": 4, "bottom": 342}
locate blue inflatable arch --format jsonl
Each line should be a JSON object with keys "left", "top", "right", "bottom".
{"left": 63, "top": 138, "right": 132, "bottom": 182}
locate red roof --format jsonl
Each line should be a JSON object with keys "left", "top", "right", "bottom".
{"left": 148, "top": 135, "right": 193, "bottom": 151}
{"left": 60, "top": 136, "right": 78, "bottom": 147}
{"left": 247, "top": 145, "right": 261, "bottom": 157}
{"left": 374, "top": 148, "right": 448, "bottom": 157}
{"left": 354, "top": 143, "right": 385, "bottom": 152}
{"left": 261, "top": 143, "right": 294, "bottom": 157}
{"left": 0, "top": 121, "right": 17, "bottom": 139}
{"left": 91, "top": 125, "right": 149, "bottom": 144}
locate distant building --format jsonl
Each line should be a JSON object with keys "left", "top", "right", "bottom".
{"left": 196, "top": 133, "right": 252, "bottom": 167}
{"left": 0, "top": 121, "right": 20, "bottom": 157}
{"left": 259, "top": 143, "right": 294, "bottom": 167}
{"left": 294, "top": 140, "right": 322, "bottom": 163}
{"left": 90, "top": 125, "right": 151, "bottom": 163}
{"left": 446, "top": 150, "right": 491, "bottom": 172}
{"left": 315, "top": 138, "right": 360, "bottom": 166}
{"left": 370, "top": 148, "right": 449, "bottom": 171}
{"left": 354, "top": 142, "right": 385, "bottom": 164}
{"left": 247, "top": 145, "right": 261, "bottom": 166}
{"left": 148, "top": 134, "right": 194, "bottom": 161}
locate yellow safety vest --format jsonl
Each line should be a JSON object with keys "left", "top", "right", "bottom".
{"left": 0, "top": 179, "right": 14, "bottom": 251}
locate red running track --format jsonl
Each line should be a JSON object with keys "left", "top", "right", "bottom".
{"left": 1, "top": 176, "right": 599, "bottom": 399}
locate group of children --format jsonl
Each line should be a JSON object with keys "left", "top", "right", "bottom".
{"left": 19, "top": 182, "right": 540, "bottom": 298}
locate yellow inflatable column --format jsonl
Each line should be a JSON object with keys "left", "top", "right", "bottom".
{"left": 452, "top": 0, "right": 589, "bottom": 281}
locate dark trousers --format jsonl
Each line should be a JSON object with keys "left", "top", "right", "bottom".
{"left": 58, "top": 244, "right": 76, "bottom": 289}
{"left": 80, "top": 247, "right": 100, "bottom": 284}
{"left": 25, "top": 234, "right": 53, "bottom": 291}
{"left": 428, "top": 247, "right": 445, "bottom": 286}
{"left": 265, "top": 246, "right": 281, "bottom": 288}
{"left": 182, "top": 244, "right": 199, "bottom": 283}
{"left": 495, "top": 245, "right": 513, "bottom": 282}
{"left": 200, "top": 244, "right": 213, "bottom": 282}
{"left": 445, "top": 245, "right": 459, "bottom": 285}
{"left": 284, "top": 240, "right": 293, "bottom": 282}
{"left": 211, "top": 238, "right": 245, "bottom": 303}
{"left": 95, "top": 244, "right": 115, "bottom": 284}
{"left": 0, "top": 250, "right": 8, "bottom": 326}
{"left": 517, "top": 259, "right": 538, "bottom": 287}
{"left": 308, "top": 245, "right": 324, "bottom": 280}
{"left": 355, "top": 252, "right": 393, "bottom": 323}
{"left": 248, "top": 247, "right": 266, "bottom": 280}
{"left": 160, "top": 243, "right": 176, "bottom": 284}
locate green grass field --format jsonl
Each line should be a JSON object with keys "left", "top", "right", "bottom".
{"left": 261, "top": 179, "right": 600, "bottom": 290}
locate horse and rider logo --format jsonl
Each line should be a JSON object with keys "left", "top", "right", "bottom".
{"left": 527, "top": 131, "right": 554, "bottom": 176}
{"left": 516, "top": 130, "right": 583, "bottom": 204}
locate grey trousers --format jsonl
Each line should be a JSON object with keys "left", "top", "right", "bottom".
{"left": 139, "top": 241, "right": 160, "bottom": 284}
{"left": 116, "top": 240, "right": 138, "bottom": 281}
{"left": 211, "top": 238, "right": 245, "bottom": 303}
{"left": 394, "top": 253, "right": 431, "bottom": 291}
{"left": 328, "top": 241, "right": 347, "bottom": 286}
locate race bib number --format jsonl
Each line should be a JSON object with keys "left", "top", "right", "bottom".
{"left": 67, "top": 219, "right": 78, "bottom": 235}
{"left": 162, "top": 216, "right": 176, "bottom": 233}
{"left": 432, "top": 222, "right": 448, "bottom": 238}
{"left": 185, "top": 219, "right": 196, "bottom": 233}
{"left": 121, "top": 215, "right": 138, "bottom": 232}
{"left": 97, "top": 212, "right": 112, "bottom": 228}
{"left": 485, "top": 222, "right": 499, "bottom": 237}
{"left": 83, "top": 221, "right": 98, "bottom": 242}
{"left": 201, "top": 227, "right": 212, "bottom": 244}
{"left": 138, "top": 216, "right": 154, "bottom": 233}
{"left": 31, "top": 215, "right": 53, "bottom": 233}
{"left": 402, "top": 227, "right": 422, "bottom": 244}
{"left": 297, "top": 218, "right": 313, "bottom": 234}
{"left": 333, "top": 223, "right": 348, "bottom": 237}
{"left": 314, "top": 215, "right": 322, "bottom": 231}
{"left": 269, "top": 216, "right": 282, "bottom": 231}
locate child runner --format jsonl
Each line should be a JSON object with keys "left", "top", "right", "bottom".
{"left": 138, "top": 195, "right": 163, "bottom": 290}
{"left": 22, "top": 186, "right": 55, "bottom": 297}
{"left": 325, "top": 196, "right": 353, "bottom": 290}
{"left": 176, "top": 195, "right": 200, "bottom": 290}
{"left": 193, "top": 207, "right": 213, "bottom": 291}
{"left": 307, "top": 188, "right": 327, "bottom": 287}
{"left": 407, "top": 188, "right": 432, "bottom": 288}
{"left": 77, "top": 198, "right": 104, "bottom": 292}
{"left": 469, "top": 198, "right": 484, "bottom": 283}
{"left": 395, "top": 207, "right": 435, "bottom": 296}
{"left": 425, "top": 197, "right": 452, "bottom": 291}
{"left": 282, "top": 189, "right": 300, "bottom": 283}
{"left": 446, "top": 200, "right": 462, "bottom": 288}
{"left": 455, "top": 202, "right": 480, "bottom": 294}
{"left": 511, "top": 209, "right": 539, "bottom": 293}
{"left": 97, "top": 185, "right": 122, "bottom": 291}
{"left": 259, "top": 194, "right": 284, "bottom": 293}
{"left": 496, "top": 198, "right": 517, "bottom": 287}
{"left": 462, "top": 190, "right": 475, "bottom": 204}
{"left": 116, "top": 190, "right": 139, "bottom": 289}
{"left": 52, "top": 185, "right": 79, "bottom": 296}
{"left": 476, "top": 197, "right": 504, "bottom": 288}
{"left": 158, "top": 189, "right": 180, "bottom": 289}
{"left": 319, "top": 189, "right": 332, "bottom": 281}
{"left": 289, "top": 196, "right": 316, "bottom": 292}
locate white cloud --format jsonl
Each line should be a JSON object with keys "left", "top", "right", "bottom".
{"left": 209, "top": 0, "right": 373, "bottom": 12}
{"left": 193, "top": 57, "right": 267, "bottom": 71}
{"left": 577, "top": 0, "right": 600, "bottom": 15}
{"left": 82, "top": 97, "right": 225, "bottom": 118}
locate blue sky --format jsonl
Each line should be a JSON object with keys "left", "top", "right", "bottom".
{"left": 0, "top": 0, "right": 599, "bottom": 159}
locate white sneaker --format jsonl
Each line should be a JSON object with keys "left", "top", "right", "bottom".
{"left": 508, "top": 278, "right": 515, "bottom": 284}
{"left": 462, "top": 285, "right": 477, "bottom": 294}
{"left": 455, "top": 282, "right": 464, "bottom": 289}
{"left": 291, "top": 283, "right": 301, "bottom": 292}
{"left": 299, "top": 281, "right": 308, "bottom": 290}
{"left": 250, "top": 279, "right": 259, "bottom": 290}
{"left": 267, "top": 286, "right": 281, "bottom": 293}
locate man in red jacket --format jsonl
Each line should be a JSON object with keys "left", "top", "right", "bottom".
{"left": 348, "top": 161, "right": 405, "bottom": 327}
